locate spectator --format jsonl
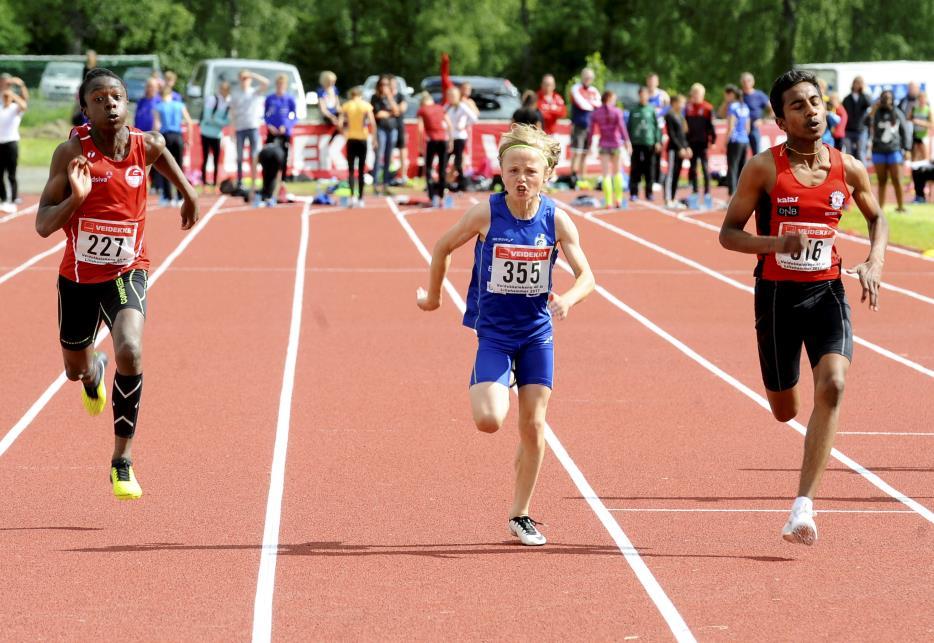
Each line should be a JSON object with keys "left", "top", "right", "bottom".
{"left": 870, "top": 89, "right": 910, "bottom": 212}
{"left": 685, "top": 82, "right": 715, "bottom": 198}
{"left": 200, "top": 80, "right": 231, "bottom": 192}
{"left": 910, "top": 156, "right": 933, "bottom": 204}
{"left": 390, "top": 76, "right": 409, "bottom": 184}
{"left": 587, "top": 90, "right": 630, "bottom": 208}
{"left": 740, "top": 72, "right": 771, "bottom": 156}
{"left": 828, "top": 91, "right": 848, "bottom": 150}
{"left": 264, "top": 73, "right": 297, "bottom": 184}
{"left": 257, "top": 138, "right": 287, "bottom": 207}
{"left": 0, "top": 75, "right": 28, "bottom": 212}
{"left": 512, "top": 90, "right": 543, "bottom": 128}
{"left": 72, "top": 49, "right": 98, "bottom": 127}
{"left": 163, "top": 70, "right": 183, "bottom": 101}
{"left": 724, "top": 84, "right": 750, "bottom": 196}
{"left": 627, "top": 86, "right": 661, "bottom": 201}
{"left": 909, "top": 91, "right": 931, "bottom": 162}
{"left": 417, "top": 92, "right": 453, "bottom": 207}
{"left": 569, "top": 67, "right": 601, "bottom": 186}
{"left": 663, "top": 94, "right": 691, "bottom": 209}
{"left": 153, "top": 84, "right": 194, "bottom": 206}
{"left": 229, "top": 69, "right": 270, "bottom": 199}
{"left": 316, "top": 71, "right": 342, "bottom": 171}
{"left": 444, "top": 86, "right": 478, "bottom": 191}
{"left": 371, "top": 74, "right": 401, "bottom": 195}
{"left": 842, "top": 76, "right": 871, "bottom": 161}
{"left": 459, "top": 81, "right": 478, "bottom": 113}
{"left": 135, "top": 78, "right": 163, "bottom": 194}
{"left": 341, "top": 86, "right": 374, "bottom": 207}
{"left": 898, "top": 81, "right": 921, "bottom": 123}
{"left": 646, "top": 72, "right": 670, "bottom": 188}
{"left": 81, "top": 49, "right": 97, "bottom": 80}
{"left": 536, "top": 74, "right": 566, "bottom": 135}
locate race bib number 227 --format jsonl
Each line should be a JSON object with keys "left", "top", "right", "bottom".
{"left": 76, "top": 218, "right": 138, "bottom": 266}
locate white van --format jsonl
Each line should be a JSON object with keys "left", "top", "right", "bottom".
{"left": 186, "top": 58, "right": 308, "bottom": 121}
{"left": 797, "top": 60, "right": 934, "bottom": 102}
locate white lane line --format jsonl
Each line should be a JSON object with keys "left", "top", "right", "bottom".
{"left": 251, "top": 202, "right": 311, "bottom": 643}
{"left": 559, "top": 201, "right": 934, "bottom": 379}
{"left": 609, "top": 508, "right": 915, "bottom": 514}
{"left": 0, "top": 202, "right": 39, "bottom": 224}
{"left": 552, "top": 255, "right": 934, "bottom": 526}
{"left": 390, "top": 197, "right": 696, "bottom": 643}
{"left": 0, "top": 241, "right": 66, "bottom": 286}
{"left": 0, "top": 196, "right": 227, "bottom": 458}
{"left": 839, "top": 431, "right": 934, "bottom": 436}
{"left": 639, "top": 199, "right": 934, "bottom": 305}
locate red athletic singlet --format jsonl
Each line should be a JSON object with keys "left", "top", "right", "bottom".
{"left": 755, "top": 143, "right": 849, "bottom": 282}
{"left": 59, "top": 127, "right": 150, "bottom": 283}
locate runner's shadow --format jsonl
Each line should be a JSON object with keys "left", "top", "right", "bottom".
{"left": 741, "top": 466, "right": 934, "bottom": 474}
{"left": 1, "top": 526, "right": 103, "bottom": 531}
{"left": 570, "top": 495, "right": 921, "bottom": 503}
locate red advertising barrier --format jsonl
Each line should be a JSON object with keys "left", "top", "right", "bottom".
{"left": 182, "top": 120, "right": 786, "bottom": 184}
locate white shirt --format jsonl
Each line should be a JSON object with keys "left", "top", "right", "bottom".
{"left": 229, "top": 86, "right": 265, "bottom": 131}
{"left": 0, "top": 103, "right": 23, "bottom": 143}
{"left": 445, "top": 102, "right": 478, "bottom": 140}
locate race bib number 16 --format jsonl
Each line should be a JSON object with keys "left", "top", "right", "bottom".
{"left": 775, "top": 221, "right": 835, "bottom": 272}
{"left": 488, "top": 244, "right": 552, "bottom": 296}
{"left": 76, "top": 218, "right": 138, "bottom": 266}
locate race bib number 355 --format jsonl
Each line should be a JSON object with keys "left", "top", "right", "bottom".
{"left": 76, "top": 218, "right": 138, "bottom": 266}
{"left": 488, "top": 244, "right": 552, "bottom": 296}
{"left": 775, "top": 221, "right": 835, "bottom": 272}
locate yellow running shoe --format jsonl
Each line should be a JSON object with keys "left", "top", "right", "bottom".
{"left": 81, "top": 353, "right": 108, "bottom": 416}
{"left": 111, "top": 458, "right": 143, "bottom": 500}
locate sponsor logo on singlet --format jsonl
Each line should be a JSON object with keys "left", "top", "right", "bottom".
{"left": 91, "top": 170, "right": 113, "bottom": 184}
{"left": 125, "top": 165, "right": 145, "bottom": 188}
{"left": 829, "top": 190, "right": 846, "bottom": 210}
{"left": 778, "top": 206, "right": 799, "bottom": 216}
{"left": 534, "top": 233, "right": 547, "bottom": 247}
{"left": 776, "top": 196, "right": 798, "bottom": 204}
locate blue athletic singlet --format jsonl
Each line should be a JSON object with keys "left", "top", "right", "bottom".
{"left": 463, "top": 192, "right": 558, "bottom": 339}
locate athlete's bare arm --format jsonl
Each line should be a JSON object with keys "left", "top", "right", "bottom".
{"left": 843, "top": 154, "right": 888, "bottom": 310}
{"left": 36, "top": 138, "right": 89, "bottom": 238}
{"left": 416, "top": 202, "right": 491, "bottom": 311}
{"left": 551, "top": 208, "right": 594, "bottom": 320}
{"left": 144, "top": 131, "right": 199, "bottom": 230}
{"left": 719, "top": 153, "right": 807, "bottom": 255}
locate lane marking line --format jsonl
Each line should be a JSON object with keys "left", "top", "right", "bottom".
{"left": 251, "top": 202, "right": 311, "bottom": 643}
{"left": 0, "top": 202, "right": 39, "bottom": 224}
{"left": 557, "top": 200, "right": 934, "bottom": 379}
{"left": 0, "top": 196, "right": 227, "bottom": 458}
{"left": 390, "top": 196, "right": 696, "bottom": 643}
{"left": 608, "top": 508, "right": 916, "bottom": 514}
{"left": 0, "top": 241, "right": 66, "bottom": 286}
{"left": 551, "top": 255, "right": 934, "bottom": 526}
{"left": 838, "top": 431, "right": 934, "bottom": 436}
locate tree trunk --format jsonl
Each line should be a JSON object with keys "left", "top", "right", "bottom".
{"left": 774, "top": 0, "right": 797, "bottom": 76}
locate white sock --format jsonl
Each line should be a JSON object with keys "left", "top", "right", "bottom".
{"left": 792, "top": 496, "right": 813, "bottom": 513}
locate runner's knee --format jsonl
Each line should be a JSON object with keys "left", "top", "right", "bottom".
{"left": 114, "top": 338, "right": 143, "bottom": 373}
{"left": 815, "top": 373, "right": 846, "bottom": 408}
{"left": 474, "top": 414, "right": 503, "bottom": 434}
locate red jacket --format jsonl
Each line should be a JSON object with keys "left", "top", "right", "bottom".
{"left": 537, "top": 90, "right": 567, "bottom": 135}
{"left": 832, "top": 104, "right": 848, "bottom": 139}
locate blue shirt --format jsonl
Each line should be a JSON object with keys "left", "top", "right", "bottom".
{"left": 728, "top": 101, "right": 751, "bottom": 144}
{"left": 742, "top": 89, "right": 770, "bottom": 125}
{"left": 265, "top": 93, "right": 297, "bottom": 136}
{"left": 155, "top": 99, "right": 184, "bottom": 134}
{"left": 135, "top": 95, "right": 161, "bottom": 131}
{"left": 463, "top": 192, "right": 558, "bottom": 339}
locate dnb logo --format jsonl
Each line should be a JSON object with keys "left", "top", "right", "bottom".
{"left": 829, "top": 190, "right": 846, "bottom": 210}
{"left": 125, "top": 165, "right": 145, "bottom": 188}
{"left": 778, "top": 206, "right": 799, "bottom": 217}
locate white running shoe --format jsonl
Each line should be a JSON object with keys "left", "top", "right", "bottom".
{"left": 782, "top": 501, "right": 818, "bottom": 545}
{"left": 509, "top": 516, "right": 546, "bottom": 546}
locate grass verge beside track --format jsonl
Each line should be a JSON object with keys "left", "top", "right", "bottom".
{"left": 840, "top": 203, "right": 934, "bottom": 253}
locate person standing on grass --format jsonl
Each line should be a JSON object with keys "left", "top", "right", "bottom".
{"left": 512, "top": 90, "right": 543, "bottom": 129}
{"left": 371, "top": 74, "right": 401, "bottom": 195}
{"left": 229, "top": 69, "right": 270, "bottom": 202}
{"left": 153, "top": 84, "right": 194, "bottom": 207}
{"left": 909, "top": 91, "right": 932, "bottom": 163}
{"left": 341, "top": 86, "right": 374, "bottom": 207}
{"left": 35, "top": 68, "right": 199, "bottom": 500}
{"left": 445, "top": 86, "right": 478, "bottom": 192}
{"left": 587, "top": 90, "right": 630, "bottom": 208}
{"left": 569, "top": 67, "right": 601, "bottom": 187}
{"left": 725, "top": 84, "right": 751, "bottom": 196}
{"left": 869, "top": 89, "right": 910, "bottom": 213}
{"left": 200, "top": 81, "right": 230, "bottom": 193}
{"left": 0, "top": 74, "right": 28, "bottom": 213}
{"left": 685, "top": 82, "right": 716, "bottom": 200}
{"left": 627, "top": 86, "right": 661, "bottom": 201}
{"left": 663, "top": 94, "right": 691, "bottom": 209}
{"left": 391, "top": 76, "right": 409, "bottom": 185}
{"left": 720, "top": 69, "right": 887, "bottom": 546}
{"left": 828, "top": 91, "right": 848, "bottom": 151}
{"left": 417, "top": 92, "right": 454, "bottom": 208}
{"left": 416, "top": 123, "right": 594, "bottom": 546}
{"left": 264, "top": 73, "right": 297, "bottom": 186}
{"left": 536, "top": 74, "right": 566, "bottom": 136}
{"left": 134, "top": 78, "right": 163, "bottom": 194}
{"left": 740, "top": 72, "right": 772, "bottom": 156}
{"left": 842, "top": 76, "right": 871, "bottom": 162}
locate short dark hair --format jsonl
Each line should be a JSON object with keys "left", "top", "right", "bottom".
{"left": 79, "top": 67, "right": 126, "bottom": 108}
{"left": 769, "top": 69, "right": 821, "bottom": 118}
{"left": 724, "top": 84, "right": 740, "bottom": 99}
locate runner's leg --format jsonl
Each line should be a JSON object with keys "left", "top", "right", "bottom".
{"left": 510, "top": 384, "right": 550, "bottom": 518}
{"left": 796, "top": 353, "right": 849, "bottom": 498}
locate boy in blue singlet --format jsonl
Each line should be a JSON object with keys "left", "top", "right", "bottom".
{"left": 417, "top": 124, "right": 595, "bottom": 546}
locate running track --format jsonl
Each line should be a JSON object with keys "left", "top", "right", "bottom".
{"left": 1, "top": 191, "right": 932, "bottom": 640}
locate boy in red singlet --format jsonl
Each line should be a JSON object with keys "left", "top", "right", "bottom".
{"left": 36, "top": 69, "right": 199, "bottom": 500}
{"left": 719, "top": 70, "right": 887, "bottom": 545}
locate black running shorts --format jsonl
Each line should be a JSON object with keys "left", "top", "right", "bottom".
{"left": 753, "top": 278, "right": 853, "bottom": 392}
{"left": 57, "top": 269, "right": 148, "bottom": 350}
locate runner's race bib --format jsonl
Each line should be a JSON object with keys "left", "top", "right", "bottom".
{"left": 775, "top": 221, "right": 835, "bottom": 272}
{"left": 76, "top": 218, "right": 138, "bottom": 266}
{"left": 488, "top": 244, "right": 552, "bottom": 296}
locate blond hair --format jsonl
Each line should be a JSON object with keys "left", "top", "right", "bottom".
{"left": 319, "top": 70, "right": 336, "bottom": 86}
{"left": 497, "top": 123, "right": 561, "bottom": 170}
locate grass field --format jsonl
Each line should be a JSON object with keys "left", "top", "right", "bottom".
{"left": 840, "top": 202, "right": 934, "bottom": 252}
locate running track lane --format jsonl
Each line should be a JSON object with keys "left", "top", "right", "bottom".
{"left": 0, "top": 200, "right": 304, "bottom": 638}
{"left": 404, "top": 202, "right": 934, "bottom": 639}
{"left": 268, "top": 201, "right": 683, "bottom": 640}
